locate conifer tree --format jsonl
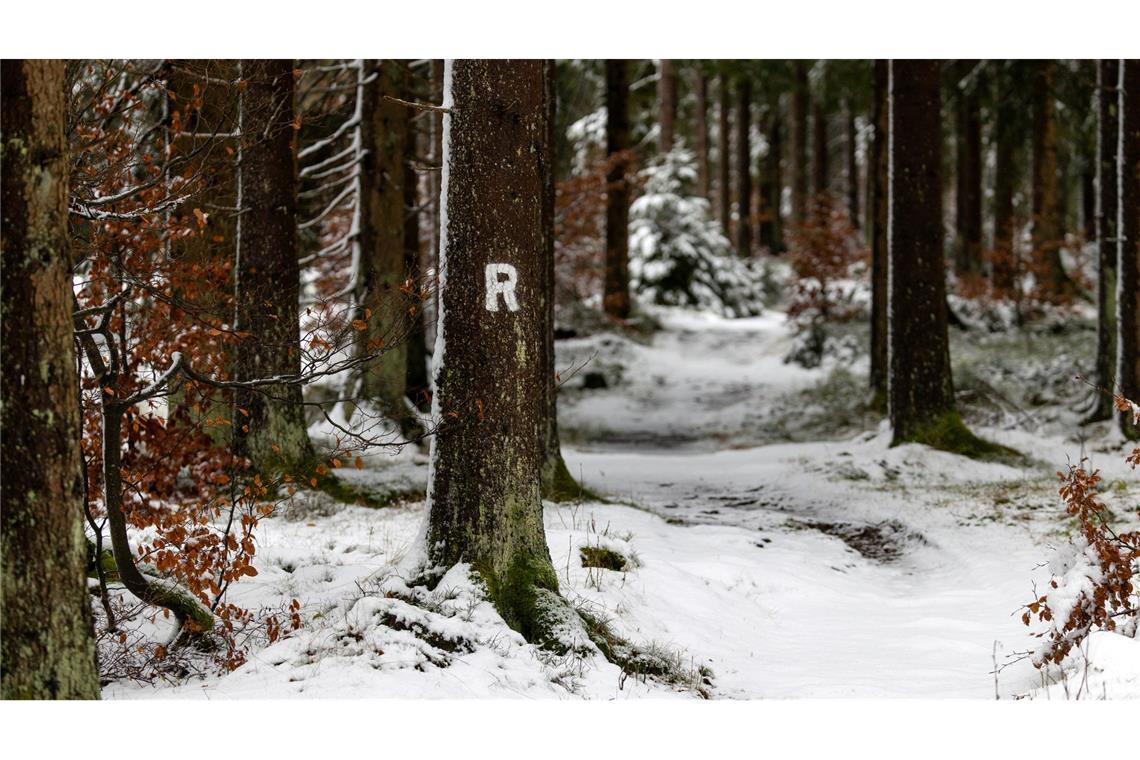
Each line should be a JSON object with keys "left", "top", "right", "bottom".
{"left": 426, "top": 60, "right": 570, "bottom": 644}
{"left": 233, "top": 60, "right": 314, "bottom": 473}
{"left": 604, "top": 59, "right": 631, "bottom": 319}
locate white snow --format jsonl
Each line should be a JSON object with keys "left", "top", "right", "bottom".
{"left": 101, "top": 303, "right": 1139, "bottom": 700}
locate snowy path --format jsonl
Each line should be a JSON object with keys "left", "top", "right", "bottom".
{"left": 555, "top": 309, "right": 1101, "bottom": 697}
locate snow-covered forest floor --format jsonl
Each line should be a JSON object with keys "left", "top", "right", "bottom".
{"left": 105, "top": 303, "right": 1139, "bottom": 700}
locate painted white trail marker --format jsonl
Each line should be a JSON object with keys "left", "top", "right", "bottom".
{"left": 484, "top": 263, "right": 520, "bottom": 312}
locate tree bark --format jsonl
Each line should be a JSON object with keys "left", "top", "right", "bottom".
{"left": 759, "top": 99, "right": 784, "bottom": 253}
{"left": 718, "top": 71, "right": 732, "bottom": 237}
{"left": 427, "top": 60, "right": 565, "bottom": 644}
{"left": 1031, "top": 60, "right": 1068, "bottom": 295}
{"left": 539, "top": 61, "right": 579, "bottom": 501}
{"left": 888, "top": 60, "right": 957, "bottom": 444}
{"left": 846, "top": 102, "right": 860, "bottom": 229}
{"left": 736, "top": 76, "right": 753, "bottom": 257}
{"left": 403, "top": 67, "right": 430, "bottom": 414}
{"left": 954, "top": 63, "right": 983, "bottom": 276}
{"left": 694, "top": 72, "right": 711, "bottom": 200}
{"left": 604, "top": 59, "right": 631, "bottom": 320}
{"left": 1118, "top": 59, "right": 1140, "bottom": 439}
{"left": 791, "top": 62, "right": 809, "bottom": 225}
{"left": 811, "top": 98, "right": 829, "bottom": 203}
{"left": 657, "top": 59, "right": 676, "bottom": 154}
{"left": 1092, "top": 59, "right": 1120, "bottom": 421}
{"left": 1, "top": 59, "right": 101, "bottom": 700}
{"left": 869, "top": 59, "right": 889, "bottom": 402}
{"left": 430, "top": 59, "right": 444, "bottom": 352}
{"left": 233, "top": 60, "right": 313, "bottom": 473}
{"left": 993, "top": 76, "right": 1018, "bottom": 295}
{"left": 355, "top": 60, "right": 416, "bottom": 431}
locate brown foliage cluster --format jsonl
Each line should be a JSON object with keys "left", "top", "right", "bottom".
{"left": 1024, "top": 394, "right": 1140, "bottom": 667}
{"left": 555, "top": 151, "right": 641, "bottom": 309}
{"left": 784, "top": 194, "right": 868, "bottom": 326}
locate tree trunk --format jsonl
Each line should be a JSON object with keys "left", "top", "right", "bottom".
{"left": 355, "top": 60, "right": 416, "bottom": 431}
{"left": 869, "top": 59, "right": 889, "bottom": 403}
{"left": 1082, "top": 166, "right": 1096, "bottom": 241}
{"left": 163, "top": 61, "right": 238, "bottom": 430}
{"left": 427, "top": 60, "right": 565, "bottom": 644}
{"left": 1118, "top": 59, "right": 1140, "bottom": 439}
{"left": 759, "top": 100, "right": 784, "bottom": 253}
{"left": 1, "top": 59, "right": 101, "bottom": 700}
{"left": 233, "top": 60, "right": 313, "bottom": 473}
{"left": 430, "top": 59, "right": 444, "bottom": 353}
{"left": 811, "top": 98, "right": 829, "bottom": 203}
{"left": 694, "top": 72, "right": 711, "bottom": 200}
{"left": 736, "top": 77, "right": 753, "bottom": 257}
{"left": 718, "top": 71, "right": 732, "bottom": 237}
{"left": 604, "top": 59, "right": 631, "bottom": 320}
{"left": 888, "top": 60, "right": 957, "bottom": 444}
{"left": 1092, "top": 59, "right": 1120, "bottom": 421}
{"left": 404, "top": 68, "right": 430, "bottom": 414}
{"left": 539, "top": 61, "right": 579, "bottom": 501}
{"left": 993, "top": 78, "right": 1018, "bottom": 295}
{"left": 657, "top": 59, "right": 676, "bottom": 154}
{"left": 791, "top": 62, "right": 809, "bottom": 225}
{"left": 846, "top": 102, "right": 860, "bottom": 229}
{"left": 1031, "top": 60, "right": 1068, "bottom": 295}
{"left": 954, "top": 64, "right": 983, "bottom": 276}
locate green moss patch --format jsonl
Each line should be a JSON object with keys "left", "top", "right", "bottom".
{"left": 579, "top": 546, "right": 628, "bottom": 571}
{"left": 904, "top": 410, "right": 1024, "bottom": 465}
{"left": 541, "top": 454, "right": 603, "bottom": 503}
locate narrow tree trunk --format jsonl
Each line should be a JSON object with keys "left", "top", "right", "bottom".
{"left": 539, "top": 61, "right": 580, "bottom": 501}
{"left": 694, "top": 72, "right": 711, "bottom": 200}
{"left": 355, "top": 60, "right": 416, "bottom": 431}
{"left": 759, "top": 100, "right": 784, "bottom": 253}
{"left": 234, "top": 60, "right": 313, "bottom": 473}
{"left": 658, "top": 59, "right": 676, "bottom": 154}
{"left": 888, "top": 60, "right": 957, "bottom": 444}
{"left": 1091, "top": 59, "right": 1120, "bottom": 421}
{"left": 1, "top": 59, "right": 101, "bottom": 700}
{"left": 403, "top": 67, "right": 430, "bottom": 414}
{"left": 430, "top": 59, "right": 444, "bottom": 353}
{"left": 993, "top": 80, "right": 1018, "bottom": 295}
{"left": 846, "top": 102, "right": 860, "bottom": 229}
{"left": 811, "top": 99, "right": 829, "bottom": 203}
{"left": 1081, "top": 166, "right": 1096, "bottom": 241}
{"left": 718, "top": 71, "right": 732, "bottom": 237}
{"left": 1118, "top": 59, "right": 1140, "bottom": 440}
{"left": 869, "top": 59, "right": 889, "bottom": 403}
{"left": 955, "top": 64, "right": 983, "bottom": 276}
{"left": 604, "top": 59, "right": 631, "bottom": 320}
{"left": 791, "top": 62, "right": 809, "bottom": 225}
{"left": 736, "top": 77, "right": 753, "bottom": 257}
{"left": 427, "top": 60, "right": 565, "bottom": 644}
{"left": 1031, "top": 60, "right": 1068, "bottom": 295}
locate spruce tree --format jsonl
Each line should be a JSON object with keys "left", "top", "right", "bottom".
{"left": 426, "top": 60, "right": 570, "bottom": 644}
{"left": 233, "top": 60, "right": 314, "bottom": 473}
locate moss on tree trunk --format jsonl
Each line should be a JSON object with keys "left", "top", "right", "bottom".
{"left": 1, "top": 59, "right": 101, "bottom": 699}
{"left": 356, "top": 61, "right": 419, "bottom": 434}
{"left": 426, "top": 60, "right": 573, "bottom": 646}
{"left": 233, "top": 60, "right": 314, "bottom": 474}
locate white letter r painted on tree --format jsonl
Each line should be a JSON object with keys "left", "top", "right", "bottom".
{"left": 485, "top": 263, "right": 519, "bottom": 312}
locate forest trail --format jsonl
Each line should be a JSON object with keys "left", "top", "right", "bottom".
{"left": 557, "top": 309, "right": 1103, "bottom": 697}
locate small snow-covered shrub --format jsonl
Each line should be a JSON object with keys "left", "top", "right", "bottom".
{"left": 628, "top": 148, "right": 765, "bottom": 318}
{"left": 1024, "top": 396, "right": 1140, "bottom": 667}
